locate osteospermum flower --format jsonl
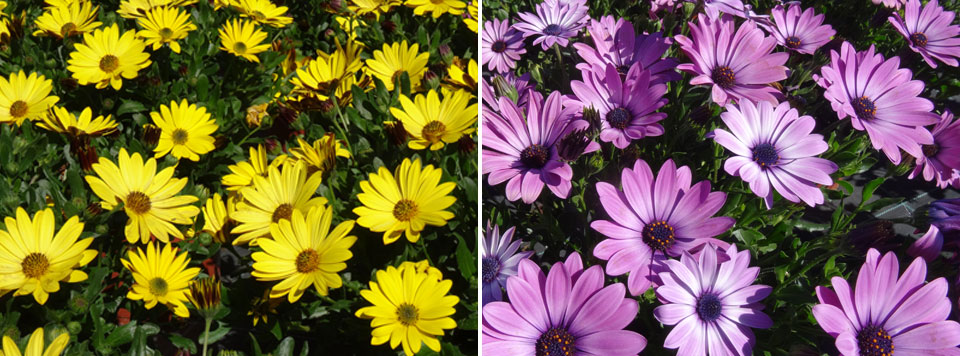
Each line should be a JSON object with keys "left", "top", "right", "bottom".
{"left": 814, "top": 42, "right": 939, "bottom": 164}
{"left": 481, "top": 18, "right": 526, "bottom": 73}
{"left": 231, "top": 161, "right": 327, "bottom": 245}
{"left": 573, "top": 15, "right": 680, "bottom": 84}
{"left": 252, "top": 205, "right": 356, "bottom": 302}
{"left": 404, "top": 0, "right": 464, "bottom": 18}
{"left": 32, "top": 0, "right": 101, "bottom": 39}
{"left": 38, "top": 106, "right": 117, "bottom": 138}
{"left": 85, "top": 148, "right": 200, "bottom": 243}
{"left": 201, "top": 193, "right": 235, "bottom": 243}
{"left": 764, "top": 4, "right": 836, "bottom": 55}
{"left": 347, "top": 0, "right": 401, "bottom": 19}
{"left": 480, "top": 223, "right": 532, "bottom": 305}
{"left": 0, "top": 71, "right": 59, "bottom": 125}
{"left": 889, "top": 0, "right": 960, "bottom": 68}
{"left": 514, "top": 0, "right": 589, "bottom": 50}
{"left": 444, "top": 58, "right": 477, "bottom": 92}
{"left": 67, "top": 23, "right": 152, "bottom": 90}
{"left": 654, "top": 244, "right": 773, "bottom": 355}
{"left": 221, "top": 144, "right": 288, "bottom": 191}
{"left": 464, "top": 1, "right": 477, "bottom": 32}
{"left": 873, "top": 0, "right": 905, "bottom": 9}
{"left": 482, "top": 252, "right": 648, "bottom": 355}
{"left": 675, "top": 14, "right": 788, "bottom": 105}
{"left": 122, "top": 242, "right": 200, "bottom": 318}
{"left": 908, "top": 198, "right": 960, "bottom": 261}
{"left": 713, "top": 100, "right": 838, "bottom": 208}
{"left": 151, "top": 99, "right": 218, "bottom": 161}
{"left": 813, "top": 248, "right": 960, "bottom": 355}
{"left": 117, "top": 0, "right": 197, "bottom": 18}
{"left": 292, "top": 41, "right": 363, "bottom": 101}
{"left": 567, "top": 63, "right": 668, "bottom": 148}
{"left": 289, "top": 134, "right": 350, "bottom": 177}
{"left": 234, "top": 0, "right": 292, "bottom": 27}
{"left": 0, "top": 208, "right": 96, "bottom": 305}
{"left": 365, "top": 41, "right": 429, "bottom": 91}
{"left": 218, "top": 19, "right": 271, "bottom": 63}
{"left": 0, "top": 328, "right": 69, "bottom": 356}
{"left": 391, "top": 89, "right": 478, "bottom": 151}
{"left": 590, "top": 159, "right": 735, "bottom": 295}
{"left": 481, "top": 72, "right": 534, "bottom": 112}
{"left": 910, "top": 111, "right": 960, "bottom": 188}
{"left": 136, "top": 6, "right": 196, "bottom": 53}
{"left": 356, "top": 261, "right": 458, "bottom": 356}
{"left": 353, "top": 158, "right": 456, "bottom": 244}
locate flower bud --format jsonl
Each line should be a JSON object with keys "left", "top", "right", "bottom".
{"left": 557, "top": 129, "right": 590, "bottom": 161}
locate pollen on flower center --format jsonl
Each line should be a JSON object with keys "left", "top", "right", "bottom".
{"left": 21, "top": 253, "right": 49, "bottom": 278}
{"left": 785, "top": 36, "right": 801, "bottom": 48}
{"left": 491, "top": 40, "right": 507, "bottom": 53}
{"left": 126, "top": 191, "right": 152, "bottom": 215}
{"left": 392, "top": 199, "right": 419, "bottom": 221}
{"left": 910, "top": 32, "right": 928, "bottom": 47}
{"left": 923, "top": 144, "right": 939, "bottom": 157}
{"left": 857, "top": 325, "right": 894, "bottom": 356}
{"left": 543, "top": 24, "right": 563, "bottom": 36}
{"left": 99, "top": 55, "right": 120, "bottom": 72}
{"left": 752, "top": 143, "right": 780, "bottom": 167}
{"left": 396, "top": 303, "right": 420, "bottom": 325}
{"left": 696, "top": 293, "right": 723, "bottom": 321}
{"left": 642, "top": 220, "right": 675, "bottom": 252}
{"left": 61, "top": 22, "right": 77, "bottom": 36}
{"left": 148, "top": 277, "right": 168, "bottom": 296}
{"left": 606, "top": 107, "right": 631, "bottom": 130}
{"left": 159, "top": 27, "right": 174, "bottom": 39}
{"left": 422, "top": 120, "right": 446, "bottom": 143}
{"left": 171, "top": 129, "right": 189, "bottom": 145}
{"left": 9, "top": 100, "right": 28, "bottom": 118}
{"left": 852, "top": 96, "right": 877, "bottom": 120}
{"left": 520, "top": 144, "right": 550, "bottom": 169}
{"left": 535, "top": 327, "right": 576, "bottom": 356}
{"left": 295, "top": 249, "right": 321, "bottom": 273}
{"left": 481, "top": 257, "right": 501, "bottom": 283}
{"left": 271, "top": 203, "right": 294, "bottom": 222}
{"left": 233, "top": 42, "right": 248, "bottom": 54}
{"left": 712, "top": 66, "right": 736, "bottom": 89}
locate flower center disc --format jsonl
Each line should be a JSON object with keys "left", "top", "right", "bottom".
{"left": 785, "top": 36, "right": 801, "bottom": 48}
{"left": 481, "top": 257, "right": 501, "bottom": 284}
{"left": 233, "top": 42, "right": 247, "bottom": 54}
{"left": 543, "top": 24, "right": 563, "bottom": 36}
{"left": 9, "top": 100, "right": 28, "bottom": 118}
{"left": 520, "top": 144, "right": 549, "bottom": 169}
{"left": 21, "top": 253, "right": 49, "bottom": 278}
{"left": 126, "top": 191, "right": 152, "bottom": 215}
{"left": 393, "top": 199, "right": 418, "bottom": 221}
{"left": 295, "top": 249, "right": 320, "bottom": 273}
{"left": 857, "top": 325, "right": 894, "bottom": 356}
{"left": 642, "top": 220, "right": 675, "bottom": 252}
{"left": 159, "top": 27, "right": 174, "bottom": 39}
{"left": 852, "top": 96, "right": 877, "bottom": 120}
{"left": 697, "top": 293, "right": 723, "bottom": 321}
{"left": 535, "top": 327, "right": 576, "bottom": 356}
{"left": 149, "top": 277, "right": 168, "bottom": 296}
{"left": 910, "top": 32, "right": 928, "bottom": 47}
{"left": 752, "top": 143, "right": 779, "bottom": 167}
{"left": 422, "top": 120, "right": 446, "bottom": 143}
{"left": 396, "top": 303, "right": 420, "bottom": 326}
{"left": 171, "top": 128, "right": 189, "bottom": 145}
{"left": 923, "top": 144, "right": 939, "bottom": 157}
{"left": 99, "top": 54, "right": 120, "bottom": 72}
{"left": 491, "top": 40, "right": 507, "bottom": 53}
{"left": 711, "top": 66, "right": 736, "bottom": 89}
{"left": 60, "top": 22, "right": 77, "bottom": 36}
{"left": 606, "top": 107, "right": 631, "bottom": 130}
{"left": 271, "top": 203, "right": 294, "bottom": 223}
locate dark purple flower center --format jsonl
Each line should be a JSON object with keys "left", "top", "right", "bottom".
{"left": 543, "top": 24, "right": 563, "bottom": 36}
{"left": 536, "top": 327, "right": 576, "bottom": 356}
{"left": 785, "top": 36, "right": 802, "bottom": 48}
{"left": 711, "top": 66, "right": 736, "bottom": 89}
{"left": 491, "top": 40, "right": 507, "bottom": 53}
{"left": 923, "top": 144, "right": 939, "bottom": 157}
{"left": 910, "top": 32, "right": 928, "bottom": 47}
{"left": 857, "top": 325, "right": 893, "bottom": 356}
{"left": 520, "top": 144, "right": 550, "bottom": 169}
{"left": 852, "top": 96, "right": 877, "bottom": 120}
{"left": 606, "top": 107, "right": 631, "bottom": 130}
{"left": 481, "top": 257, "right": 501, "bottom": 284}
{"left": 752, "top": 143, "right": 780, "bottom": 167}
{"left": 696, "top": 293, "right": 723, "bottom": 322}
{"left": 642, "top": 220, "right": 675, "bottom": 252}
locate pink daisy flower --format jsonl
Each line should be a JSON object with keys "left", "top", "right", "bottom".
{"left": 764, "top": 3, "right": 836, "bottom": 54}
{"left": 889, "top": 0, "right": 960, "bottom": 68}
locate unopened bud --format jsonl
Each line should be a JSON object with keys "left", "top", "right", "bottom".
{"left": 492, "top": 75, "right": 518, "bottom": 103}
{"left": 583, "top": 107, "right": 601, "bottom": 133}
{"left": 557, "top": 129, "right": 590, "bottom": 161}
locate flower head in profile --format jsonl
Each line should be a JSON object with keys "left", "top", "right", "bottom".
{"left": 201, "top": 193, "right": 236, "bottom": 243}
{"left": 573, "top": 15, "right": 680, "bottom": 84}
{"left": 713, "top": 100, "right": 837, "bottom": 208}
{"left": 0, "top": 328, "right": 69, "bottom": 356}
{"left": 764, "top": 4, "right": 836, "bottom": 54}
{"left": 482, "top": 252, "right": 648, "bottom": 355}
{"left": 391, "top": 89, "right": 478, "bottom": 151}
{"left": 347, "top": 0, "right": 401, "bottom": 19}
{"left": 289, "top": 133, "right": 350, "bottom": 177}
{"left": 122, "top": 242, "right": 200, "bottom": 318}
{"left": 117, "top": 0, "right": 198, "bottom": 19}
{"left": 909, "top": 111, "right": 960, "bottom": 188}
{"left": 33, "top": 0, "right": 101, "bottom": 39}
{"left": 0, "top": 208, "right": 96, "bottom": 305}
{"left": 654, "top": 244, "right": 772, "bottom": 355}
{"left": 67, "top": 23, "right": 152, "bottom": 90}
{"left": 187, "top": 276, "right": 222, "bottom": 319}
{"left": 513, "top": 0, "right": 589, "bottom": 50}
{"left": 590, "top": 159, "right": 735, "bottom": 295}
{"left": 38, "top": 106, "right": 117, "bottom": 139}
{"left": 404, "top": 0, "right": 464, "bottom": 18}
{"left": 136, "top": 6, "right": 196, "bottom": 53}
{"left": 151, "top": 99, "right": 218, "bottom": 162}
{"left": 675, "top": 14, "right": 788, "bottom": 105}
{"left": 481, "top": 222, "right": 532, "bottom": 305}
{"left": 0, "top": 71, "right": 59, "bottom": 125}
{"left": 292, "top": 39, "right": 364, "bottom": 102}
{"left": 481, "top": 18, "right": 526, "bottom": 73}
{"left": 356, "top": 260, "right": 458, "bottom": 356}
{"left": 234, "top": 0, "right": 292, "bottom": 28}
{"left": 889, "top": 0, "right": 960, "bottom": 68}
{"left": 231, "top": 161, "right": 326, "bottom": 245}
{"left": 444, "top": 57, "right": 477, "bottom": 92}
{"left": 813, "top": 248, "right": 960, "bottom": 355}
{"left": 814, "top": 42, "right": 939, "bottom": 164}
{"left": 908, "top": 198, "right": 960, "bottom": 261}
{"left": 481, "top": 72, "right": 534, "bottom": 112}
{"left": 221, "top": 144, "right": 288, "bottom": 191}
{"left": 219, "top": 19, "right": 271, "bottom": 63}
{"left": 365, "top": 41, "right": 429, "bottom": 91}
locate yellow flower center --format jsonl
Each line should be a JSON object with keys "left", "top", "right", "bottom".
{"left": 9, "top": 100, "right": 28, "bottom": 118}
{"left": 60, "top": 22, "right": 77, "bottom": 36}
{"left": 271, "top": 203, "right": 294, "bottom": 223}
{"left": 126, "top": 191, "right": 152, "bottom": 215}
{"left": 421, "top": 120, "right": 446, "bottom": 143}
{"left": 233, "top": 42, "right": 247, "bottom": 54}
{"left": 99, "top": 54, "right": 120, "bottom": 73}
{"left": 396, "top": 303, "right": 419, "bottom": 326}
{"left": 295, "top": 249, "right": 320, "bottom": 273}
{"left": 172, "top": 128, "right": 189, "bottom": 145}
{"left": 149, "top": 277, "right": 168, "bottom": 296}
{"left": 21, "top": 253, "right": 49, "bottom": 278}
{"left": 392, "top": 199, "right": 418, "bottom": 221}
{"left": 159, "top": 27, "right": 174, "bottom": 39}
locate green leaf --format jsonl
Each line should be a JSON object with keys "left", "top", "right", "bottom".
{"left": 273, "top": 337, "right": 295, "bottom": 356}
{"left": 116, "top": 100, "right": 147, "bottom": 116}
{"left": 455, "top": 234, "right": 476, "bottom": 281}
{"left": 859, "top": 177, "right": 885, "bottom": 210}
{"left": 168, "top": 334, "right": 197, "bottom": 354}
{"left": 204, "top": 323, "right": 231, "bottom": 344}
{"left": 105, "top": 321, "right": 137, "bottom": 347}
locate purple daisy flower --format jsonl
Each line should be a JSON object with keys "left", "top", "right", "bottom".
{"left": 481, "top": 222, "right": 533, "bottom": 305}
{"left": 514, "top": 0, "right": 589, "bottom": 50}
{"left": 702, "top": 0, "right": 769, "bottom": 22}
{"left": 814, "top": 42, "right": 938, "bottom": 164}
{"left": 482, "top": 252, "right": 648, "bottom": 355}
{"left": 482, "top": 18, "right": 527, "bottom": 73}
{"left": 572, "top": 15, "right": 680, "bottom": 84}
{"left": 909, "top": 198, "right": 960, "bottom": 261}
{"left": 482, "top": 72, "right": 535, "bottom": 113}
{"left": 910, "top": 111, "right": 960, "bottom": 188}
{"left": 889, "top": 0, "right": 960, "bottom": 68}
{"left": 590, "top": 158, "right": 735, "bottom": 296}
{"left": 675, "top": 14, "right": 789, "bottom": 105}
{"left": 873, "top": 0, "right": 905, "bottom": 9}
{"left": 566, "top": 63, "right": 668, "bottom": 149}
{"left": 813, "top": 248, "right": 960, "bottom": 355}
{"left": 764, "top": 4, "right": 836, "bottom": 54}
{"left": 713, "top": 99, "right": 838, "bottom": 209}
{"left": 482, "top": 91, "right": 591, "bottom": 204}
{"left": 654, "top": 244, "right": 773, "bottom": 356}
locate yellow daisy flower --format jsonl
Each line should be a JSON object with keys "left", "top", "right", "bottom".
{"left": 67, "top": 23, "right": 152, "bottom": 90}
{"left": 444, "top": 57, "right": 477, "bottom": 92}
{"left": 404, "top": 0, "right": 464, "bottom": 18}
{"left": 347, "top": 0, "right": 401, "bottom": 19}
{"left": 231, "top": 161, "right": 327, "bottom": 245}
{"left": 289, "top": 133, "right": 350, "bottom": 176}
{"left": 334, "top": 16, "right": 364, "bottom": 45}
{"left": 117, "top": 0, "right": 197, "bottom": 19}
{"left": 251, "top": 205, "right": 356, "bottom": 302}
{"left": 85, "top": 148, "right": 200, "bottom": 244}
{"left": 38, "top": 106, "right": 117, "bottom": 138}
{"left": 33, "top": 1, "right": 101, "bottom": 39}
{"left": 0, "top": 208, "right": 96, "bottom": 305}
{"left": 292, "top": 40, "right": 364, "bottom": 103}
{"left": 221, "top": 144, "right": 288, "bottom": 191}
{"left": 218, "top": 19, "right": 270, "bottom": 63}
{"left": 234, "top": 0, "right": 292, "bottom": 28}
{"left": 355, "top": 260, "right": 458, "bottom": 356}
{"left": 0, "top": 71, "right": 59, "bottom": 126}
{"left": 201, "top": 192, "right": 235, "bottom": 243}
{"left": 0, "top": 328, "right": 69, "bottom": 356}
{"left": 151, "top": 99, "right": 218, "bottom": 161}
{"left": 43, "top": 0, "right": 83, "bottom": 9}
{"left": 136, "top": 6, "right": 196, "bottom": 53}
{"left": 213, "top": 0, "right": 234, "bottom": 11}
{"left": 390, "top": 89, "right": 477, "bottom": 150}
{"left": 463, "top": 1, "right": 477, "bottom": 32}
{"left": 121, "top": 242, "right": 200, "bottom": 318}
{"left": 247, "top": 288, "right": 280, "bottom": 326}
{"left": 353, "top": 158, "right": 456, "bottom": 244}
{"left": 365, "top": 41, "right": 429, "bottom": 91}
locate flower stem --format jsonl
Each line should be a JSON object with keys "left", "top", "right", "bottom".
{"left": 202, "top": 317, "right": 212, "bottom": 356}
